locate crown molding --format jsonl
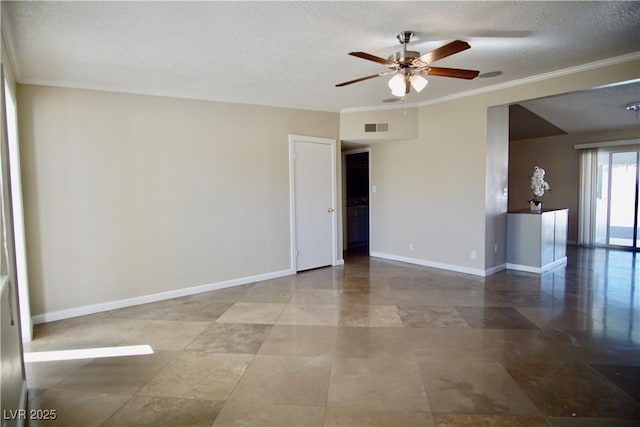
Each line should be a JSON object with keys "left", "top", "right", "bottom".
{"left": 340, "top": 100, "right": 422, "bottom": 114}
{"left": 16, "top": 77, "right": 341, "bottom": 113}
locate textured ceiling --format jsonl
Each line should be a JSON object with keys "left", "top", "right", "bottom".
{"left": 518, "top": 81, "right": 640, "bottom": 136}
{"left": 2, "top": 1, "right": 640, "bottom": 113}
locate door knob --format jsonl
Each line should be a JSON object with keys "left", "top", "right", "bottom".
{"left": 328, "top": 208, "right": 334, "bottom": 213}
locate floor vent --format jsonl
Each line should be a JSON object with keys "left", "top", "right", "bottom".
{"left": 364, "top": 123, "right": 389, "bottom": 133}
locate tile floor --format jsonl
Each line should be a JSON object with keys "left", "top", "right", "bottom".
{"left": 23, "top": 246, "right": 640, "bottom": 426}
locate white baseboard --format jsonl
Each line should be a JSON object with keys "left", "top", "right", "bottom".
{"left": 334, "top": 259, "right": 345, "bottom": 266}
{"left": 542, "top": 257, "right": 568, "bottom": 273}
{"left": 485, "top": 263, "right": 507, "bottom": 276}
{"left": 506, "top": 263, "right": 542, "bottom": 274}
{"left": 370, "top": 251, "right": 499, "bottom": 277}
{"left": 32, "top": 268, "right": 295, "bottom": 324}
{"left": 506, "top": 257, "right": 567, "bottom": 274}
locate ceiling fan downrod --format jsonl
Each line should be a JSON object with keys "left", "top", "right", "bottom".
{"left": 396, "top": 31, "right": 414, "bottom": 46}
{"left": 389, "top": 31, "right": 421, "bottom": 67}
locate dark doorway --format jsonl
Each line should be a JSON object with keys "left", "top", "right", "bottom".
{"left": 345, "top": 152, "right": 370, "bottom": 252}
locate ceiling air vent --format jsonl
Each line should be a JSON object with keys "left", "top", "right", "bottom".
{"left": 364, "top": 123, "right": 389, "bottom": 133}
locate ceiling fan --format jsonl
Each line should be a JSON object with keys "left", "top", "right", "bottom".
{"left": 336, "top": 31, "right": 480, "bottom": 97}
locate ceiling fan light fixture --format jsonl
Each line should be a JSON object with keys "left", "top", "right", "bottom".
{"left": 336, "top": 32, "right": 479, "bottom": 97}
{"left": 391, "top": 86, "right": 406, "bottom": 97}
{"left": 388, "top": 73, "right": 406, "bottom": 95}
{"left": 410, "top": 74, "right": 428, "bottom": 92}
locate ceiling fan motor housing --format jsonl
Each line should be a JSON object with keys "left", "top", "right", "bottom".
{"left": 388, "top": 50, "right": 421, "bottom": 68}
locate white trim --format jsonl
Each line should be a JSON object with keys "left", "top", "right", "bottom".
{"left": 485, "top": 264, "right": 507, "bottom": 276}
{"left": 331, "top": 136, "right": 339, "bottom": 267}
{"left": 341, "top": 52, "right": 640, "bottom": 113}
{"left": 31, "top": 268, "right": 294, "bottom": 324}
{"left": 288, "top": 134, "right": 339, "bottom": 271}
{"left": 593, "top": 77, "right": 640, "bottom": 90}
{"left": 335, "top": 258, "right": 345, "bottom": 266}
{"left": 24, "top": 345, "right": 154, "bottom": 363}
{"left": 548, "top": 257, "right": 568, "bottom": 272}
{"left": 288, "top": 138, "right": 297, "bottom": 271}
{"left": 341, "top": 101, "right": 422, "bottom": 114}
{"left": 574, "top": 139, "right": 640, "bottom": 150}
{"left": 2, "top": 77, "right": 32, "bottom": 343}
{"left": 506, "top": 263, "right": 541, "bottom": 274}
{"left": 17, "top": 78, "right": 339, "bottom": 113}
{"left": 370, "top": 251, "right": 489, "bottom": 277}
{"left": 506, "top": 257, "right": 567, "bottom": 274}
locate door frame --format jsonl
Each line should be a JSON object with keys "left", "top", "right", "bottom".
{"left": 342, "top": 148, "right": 371, "bottom": 253}
{"left": 288, "top": 134, "right": 339, "bottom": 271}
{"left": 2, "top": 75, "right": 32, "bottom": 342}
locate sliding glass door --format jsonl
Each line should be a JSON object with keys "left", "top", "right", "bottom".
{"left": 595, "top": 149, "right": 639, "bottom": 249}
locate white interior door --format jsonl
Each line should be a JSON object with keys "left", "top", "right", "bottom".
{"left": 290, "top": 136, "right": 336, "bottom": 271}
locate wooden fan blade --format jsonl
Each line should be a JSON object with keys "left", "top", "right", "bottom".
{"left": 349, "top": 51, "right": 396, "bottom": 67}
{"left": 405, "top": 76, "right": 410, "bottom": 94}
{"left": 335, "top": 72, "right": 387, "bottom": 87}
{"left": 421, "top": 66, "right": 479, "bottom": 80}
{"left": 417, "top": 40, "right": 471, "bottom": 64}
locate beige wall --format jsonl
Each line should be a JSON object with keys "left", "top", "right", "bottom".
{"left": 369, "top": 96, "right": 488, "bottom": 272}
{"left": 340, "top": 107, "right": 418, "bottom": 143}
{"left": 18, "top": 85, "right": 339, "bottom": 316}
{"left": 509, "top": 128, "right": 640, "bottom": 243}
{"left": 352, "top": 58, "right": 639, "bottom": 274}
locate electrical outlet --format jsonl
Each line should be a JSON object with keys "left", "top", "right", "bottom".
{"left": 372, "top": 185, "right": 377, "bottom": 193}
{"left": 409, "top": 243, "right": 414, "bottom": 251}
{"left": 494, "top": 243, "right": 498, "bottom": 253}
{"left": 470, "top": 250, "right": 477, "bottom": 260}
